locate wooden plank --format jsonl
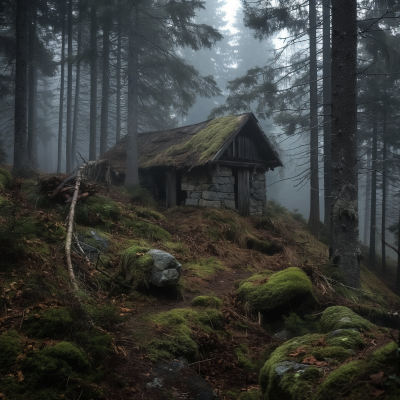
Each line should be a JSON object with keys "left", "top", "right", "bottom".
{"left": 238, "top": 168, "right": 250, "bottom": 216}
{"left": 166, "top": 169, "right": 177, "bottom": 208}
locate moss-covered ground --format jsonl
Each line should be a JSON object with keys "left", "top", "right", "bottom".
{"left": 1, "top": 176, "right": 399, "bottom": 400}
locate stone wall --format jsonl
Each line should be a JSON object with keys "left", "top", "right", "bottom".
{"left": 182, "top": 166, "right": 235, "bottom": 210}
{"left": 182, "top": 166, "right": 267, "bottom": 215}
{"left": 250, "top": 172, "right": 267, "bottom": 216}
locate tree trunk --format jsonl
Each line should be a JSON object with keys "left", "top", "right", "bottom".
{"left": 125, "top": 3, "right": 140, "bottom": 186}
{"left": 66, "top": 0, "right": 73, "bottom": 173}
{"left": 13, "top": 0, "right": 30, "bottom": 177}
{"left": 308, "top": 0, "right": 320, "bottom": 238}
{"left": 71, "top": 25, "right": 82, "bottom": 169}
{"left": 116, "top": 18, "right": 122, "bottom": 143}
{"left": 381, "top": 108, "right": 387, "bottom": 275}
{"left": 27, "top": 4, "right": 37, "bottom": 170}
{"left": 100, "top": 17, "right": 111, "bottom": 156}
{"left": 363, "top": 148, "right": 371, "bottom": 246}
{"left": 369, "top": 114, "right": 378, "bottom": 265}
{"left": 323, "top": 0, "right": 332, "bottom": 232}
{"left": 57, "top": 5, "right": 66, "bottom": 173}
{"left": 330, "top": 0, "right": 360, "bottom": 287}
{"left": 89, "top": 5, "right": 97, "bottom": 161}
{"left": 397, "top": 203, "right": 400, "bottom": 286}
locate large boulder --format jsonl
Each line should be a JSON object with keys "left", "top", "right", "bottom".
{"left": 149, "top": 249, "right": 182, "bottom": 287}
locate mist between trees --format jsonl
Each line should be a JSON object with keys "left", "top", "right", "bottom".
{"left": 1, "top": 0, "right": 400, "bottom": 287}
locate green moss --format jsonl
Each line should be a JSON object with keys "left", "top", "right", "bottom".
{"left": 325, "top": 329, "right": 365, "bottom": 349}
{"left": 234, "top": 344, "right": 259, "bottom": 372}
{"left": 237, "top": 267, "right": 317, "bottom": 313}
{"left": 283, "top": 313, "right": 319, "bottom": 336}
{"left": 86, "top": 303, "right": 126, "bottom": 329}
{"left": 122, "top": 219, "right": 171, "bottom": 241}
{"left": 191, "top": 296, "right": 222, "bottom": 309}
{"left": 42, "top": 342, "right": 91, "bottom": 372}
{"left": 146, "top": 308, "right": 223, "bottom": 361}
{"left": 25, "top": 307, "right": 74, "bottom": 338}
{"left": 320, "top": 306, "right": 372, "bottom": 333}
{"left": 312, "top": 346, "right": 352, "bottom": 362}
{"left": 259, "top": 333, "right": 324, "bottom": 397}
{"left": 167, "top": 116, "right": 240, "bottom": 162}
{"left": 75, "top": 195, "right": 121, "bottom": 227}
{"left": 185, "top": 257, "right": 226, "bottom": 278}
{"left": 0, "top": 168, "right": 13, "bottom": 187}
{"left": 239, "top": 390, "right": 264, "bottom": 400}
{"left": 0, "top": 330, "right": 22, "bottom": 374}
{"left": 163, "top": 241, "right": 188, "bottom": 255}
{"left": 136, "top": 207, "right": 164, "bottom": 221}
{"left": 119, "top": 245, "right": 153, "bottom": 288}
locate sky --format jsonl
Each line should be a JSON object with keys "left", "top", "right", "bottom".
{"left": 221, "top": 0, "right": 241, "bottom": 31}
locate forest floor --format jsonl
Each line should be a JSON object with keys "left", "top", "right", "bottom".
{"left": 0, "top": 171, "right": 399, "bottom": 400}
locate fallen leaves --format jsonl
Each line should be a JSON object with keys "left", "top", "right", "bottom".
{"left": 289, "top": 347, "right": 306, "bottom": 357}
{"left": 301, "top": 356, "right": 328, "bottom": 367}
{"left": 17, "top": 371, "right": 24, "bottom": 382}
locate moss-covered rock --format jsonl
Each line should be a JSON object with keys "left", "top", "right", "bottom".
{"left": 237, "top": 267, "right": 317, "bottom": 313}
{"left": 320, "top": 306, "right": 372, "bottom": 333}
{"left": 325, "top": 328, "right": 365, "bottom": 350}
{"left": 119, "top": 245, "right": 153, "bottom": 288}
{"left": 122, "top": 218, "right": 171, "bottom": 241}
{"left": 191, "top": 295, "right": 222, "bottom": 309}
{"left": 0, "top": 330, "right": 22, "bottom": 374}
{"left": 42, "top": 342, "right": 91, "bottom": 372}
{"left": 0, "top": 168, "right": 13, "bottom": 188}
{"left": 25, "top": 307, "right": 74, "bottom": 338}
{"left": 259, "top": 333, "right": 324, "bottom": 399}
{"left": 146, "top": 308, "right": 223, "bottom": 361}
{"left": 312, "top": 346, "right": 352, "bottom": 362}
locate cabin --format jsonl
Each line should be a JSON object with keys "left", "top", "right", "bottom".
{"left": 103, "top": 113, "right": 283, "bottom": 216}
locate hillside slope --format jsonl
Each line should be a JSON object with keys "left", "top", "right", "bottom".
{"left": 0, "top": 172, "right": 399, "bottom": 400}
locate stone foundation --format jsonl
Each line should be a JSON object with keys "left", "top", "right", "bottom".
{"left": 182, "top": 166, "right": 267, "bottom": 215}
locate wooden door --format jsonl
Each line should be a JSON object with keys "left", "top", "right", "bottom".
{"left": 238, "top": 168, "right": 250, "bottom": 216}
{"left": 166, "top": 169, "right": 177, "bottom": 208}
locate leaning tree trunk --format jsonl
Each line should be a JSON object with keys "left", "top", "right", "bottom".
{"left": 27, "top": 4, "right": 38, "bottom": 170}
{"left": 116, "top": 18, "right": 122, "bottom": 143}
{"left": 363, "top": 148, "right": 371, "bottom": 246}
{"left": 66, "top": 0, "right": 73, "bottom": 173}
{"left": 125, "top": 3, "right": 140, "bottom": 186}
{"left": 381, "top": 108, "right": 387, "bottom": 275}
{"left": 308, "top": 0, "right": 320, "bottom": 238}
{"left": 330, "top": 0, "right": 361, "bottom": 287}
{"left": 89, "top": 5, "right": 97, "bottom": 161}
{"left": 100, "top": 17, "right": 111, "bottom": 156}
{"left": 397, "top": 203, "right": 400, "bottom": 286}
{"left": 323, "top": 0, "right": 332, "bottom": 232}
{"left": 71, "top": 25, "right": 82, "bottom": 169}
{"left": 13, "top": 0, "right": 30, "bottom": 177}
{"left": 369, "top": 114, "right": 378, "bottom": 265}
{"left": 57, "top": 6, "right": 66, "bottom": 173}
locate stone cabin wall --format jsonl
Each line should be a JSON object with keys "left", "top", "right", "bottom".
{"left": 182, "top": 166, "right": 266, "bottom": 216}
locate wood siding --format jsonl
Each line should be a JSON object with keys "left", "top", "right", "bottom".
{"left": 166, "top": 169, "right": 177, "bottom": 207}
{"left": 238, "top": 168, "right": 250, "bottom": 216}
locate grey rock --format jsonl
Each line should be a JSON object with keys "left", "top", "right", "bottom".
{"left": 274, "top": 329, "right": 291, "bottom": 341}
{"left": 146, "top": 377, "right": 164, "bottom": 389}
{"left": 185, "top": 199, "right": 199, "bottom": 207}
{"left": 149, "top": 249, "right": 182, "bottom": 287}
{"left": 275, "top": 361, "right": 311, "bottom": 378}
{"left": 219, "top": 184, "right": 234, "bottom": 193}
{"left": 202, "top": 191, "right": 219, "bottom": 201}
{"left": 189, "top": 192, "right": 202, "bottom": 199}
{"left": 199, "top": 199, "right": 207, "bottom": 207}
{"left": 205, "top": 201, "right": 221, "bottom": 209}
{"left": 217, "top": 192, "right": 229, "bottom": 200}
{"left": 219, "top": 170, "right": 232, "bottom": 177}
{"left": 330, "top": 328, "right": 359, "bottom": 337}
{"left": 340, "top": 317, "right": 352, "bottom": 323}
{"left": 181, "top": 183, "right": 195, "bottom": 191}
{"left": 224, "top": 200, "right": 236, "bottom": 210}
{"left": 251, "top": 181, "right": 265, "bottom": 190}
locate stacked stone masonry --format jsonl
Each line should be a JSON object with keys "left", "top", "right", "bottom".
{"left": 183, "top": 166, "right": 266, "bottom": 216}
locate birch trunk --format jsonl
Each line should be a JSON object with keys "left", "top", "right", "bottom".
{"left": 13, "top": 0, "right": 30, "bottom": 177}
{"left": 57, "top": 6, "right": 66, "bottom": 173}
{"left": 66, "top": 0, "right": 73, "bottom": 173}
{"left": 100, "top": 17, "right": 111, "bottom": 156}
{"left": 308, "top": 0, "right": 320, "bottom": 238}
{"left": 125, "top": 3, "right": 140, "bottom": 186}
{"left": 330, "top": 0, "right": 361, "bottom": 287}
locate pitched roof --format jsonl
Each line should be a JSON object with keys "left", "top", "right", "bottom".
{"left": 103, "top": 113, "right": 283, "bottom": 171}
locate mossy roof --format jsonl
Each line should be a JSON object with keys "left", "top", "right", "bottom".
{"left": 103, "top": 113, "right": 283, "bottom": 171}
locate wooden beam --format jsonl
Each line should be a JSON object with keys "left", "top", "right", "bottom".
{"left": 166, "top": 169, "right": 177, "bottom": 208}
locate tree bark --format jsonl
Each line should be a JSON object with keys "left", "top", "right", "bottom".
{"left": 369, "top": 114, "right": 378, "bottom": 264}
{"left": 397, "top": 203, "right": 400, "bottom": 286}
{"left": 308, "top": 0, "right": 320, "bottom": 238}
{"left": 71, "top": 25, "right": 82, "bottom": 170}
{"left": 125, "top": 3, "right": 140, "bottom": 186}
{"left": 323, "top": 0, "right": 332, "bottom": 232}
{"left": 330, "top": 0, "right": 361, "bottom": 287}
{"left": 100, "top": 17, "right": 111, "bottom": 156}
{"left": 13, "top": 0, "right": 30, "bottom": 177}
{"left": 116, "top": 18, "right": 122, "bottom": 143}
{"left": 381, "top": 108, "right": 387, "bottom": 275}
{"left": 66, "top": 0, "right": 73, "bottom": 173}
{"left": 363, "top": 148, "right": 371, "bottom": 246}
{"left": 27, "top": 3, "right": 37, "bottom": 170}
{"left": 57, "top": 5, "right": 66, "bottom": 173}
{"left": 89, "top": 5, "right": 97, "bottom": 161}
